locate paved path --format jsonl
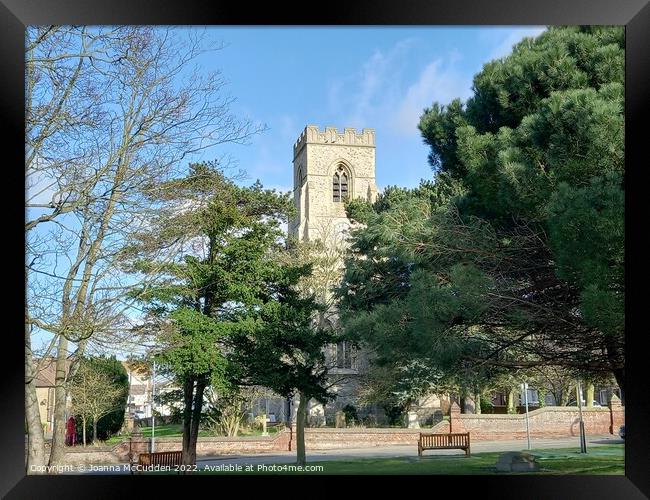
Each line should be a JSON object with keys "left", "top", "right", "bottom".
{"left": 73, "top": 434, "right": 622, "bottom": 474}
{"left": 197, "top": 434, "right": 621, "bottom": 465}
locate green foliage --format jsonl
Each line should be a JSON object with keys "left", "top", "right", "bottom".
{"left": 72, "top": 356, "right": 129, "bottom": 442}
{"left": 383, "top": 405, "right": 406, "bottom": 427}
{"left": 339, "top": 26, "right": 625, "bottom": 403}
{"left": 480, "top": 397, "right": 494, "bottom": 413}
{"left": 342, "top": 404, "right": 359, "bottom": 425}
{"left": 126, "top": 162, "right": 303, "bottom": 461}
{"left": 344, "top": 198, "right": 374, "bottom": 225}
{"left": 157, "top": 308, "right": 229, "bottom": 384}
{"left": 228, "top": 261, "right": 336, "bottom": 403}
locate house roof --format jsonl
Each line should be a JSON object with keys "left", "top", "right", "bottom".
{"left": 33, "top": 358, "right": 73, "bottom": 387}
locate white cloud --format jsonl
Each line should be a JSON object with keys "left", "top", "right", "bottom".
{"left": 323, "top": 28, "right": 546, "bottom": 140}
{"left": 393, "top": 58, "right": 473, "bottom": 136}
{"left": 327, "top": 38, "right": 415, "bottom": 129}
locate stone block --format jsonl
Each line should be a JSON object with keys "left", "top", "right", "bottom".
{"left": 496, "top": 451, "right": 539, "bottom": 472}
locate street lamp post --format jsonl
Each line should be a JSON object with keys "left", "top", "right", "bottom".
{"left": 521, "top": 382, "right": 531, "bottom": 450}
{"left": 576, "top": 381, "right": 587, "bottom": 453}
{"left": 151, "top": 360, "right": 156, "bottom": 454}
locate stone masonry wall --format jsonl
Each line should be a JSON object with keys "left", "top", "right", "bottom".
{"left": 290, "top": 125, "right": 377, "bottom": 242}
{"left": 450, "top": 403, "right": 624, "bottom": 440}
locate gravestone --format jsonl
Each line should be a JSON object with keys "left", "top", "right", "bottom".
{"left": 496, "top": 451, "right": 539, "bottom": 472}
{"left": 406, "top": 411, "right": 420, "bottom": 429}
{"left": 335, "top": 411, "right": 346, "bottom": 428}
{"left": 261, "top": 414, "right": 269, "bottom": 436}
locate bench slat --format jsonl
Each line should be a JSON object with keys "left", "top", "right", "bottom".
{"left": 418, "top": 433, "right": 470, "bottom": 457}
{"left": 138, "top": 451, "right": 184, "bottom": 467}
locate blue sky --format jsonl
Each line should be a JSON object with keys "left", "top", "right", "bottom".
{"left": 27, "top": 26, "right": 547, "bottom": 356}
{"left": 184, "top": 26, "right": 546, "bottom": 192}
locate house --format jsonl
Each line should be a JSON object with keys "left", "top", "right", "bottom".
{"left": 121, "top": 360, "right": 153, "bottom": 418}
{"left": 32, "top": 357, "right": 72, "bottom": 432}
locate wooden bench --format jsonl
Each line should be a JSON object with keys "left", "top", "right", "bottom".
{"left": 418, "top": 432, "right": 471, "bottom": 457}
{"left": 133, "top": 451, "right": 184, "bottom": 474}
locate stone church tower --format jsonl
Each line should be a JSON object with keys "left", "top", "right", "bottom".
{"left": 288, "top": 125, "right": 379, "bottom": 424}
{"left": 289, "top": 125, "right": 378, "bottom": 241}
{"left": 256, "top": 125, "right": 443, "bottom": 426}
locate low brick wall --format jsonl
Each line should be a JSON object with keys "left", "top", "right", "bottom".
{"left": 56, "top": 401, "right": 624, "bottom": 464}
{"left": 450, "top": 404, "right": 624, "bottom": 440}
{"left": 303, "top": 420, "right": 450, "bottom": 450}
{"left": 111, "top": 430, "right": 292, "bottom": 462}
{"left": 63, "top": 447, "right": 123, "bottom": 466}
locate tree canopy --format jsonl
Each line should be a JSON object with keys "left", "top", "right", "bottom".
{"left": 338, "top": 26, "right": 625, "bottom": 403}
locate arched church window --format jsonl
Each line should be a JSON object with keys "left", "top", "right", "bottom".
{"left": 332, "top": 164, "right": 350, "bottom": 203}
{"left": 336, "top": 341, "right": 356, "bottom": 369}
{"left": 340, "top": 172, "right": 348, "bottom": 200}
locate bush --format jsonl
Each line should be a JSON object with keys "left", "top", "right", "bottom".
{"left": 342, "top": 404, "right": 359, "bottom": 425}
{"left": 382, "top": 404, "right": 406, "bottom": 426}
{"left": 72, "top": 356, "right": 129, "bottom": 443}
{"left": 480, "top": 398, "right": 493, "bottom": 413}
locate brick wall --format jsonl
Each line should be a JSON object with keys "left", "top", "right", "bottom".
{"left": 111, "top": 430, "right": 292, "bottom": 462}
{"left": 301, "top": 420, "right": 450, "bottom": 450}
{"left": 60, "top": 401, "right": 624, "bottom": 465}
{"left": 63, "top": 447, "right": 123, "bottom": 466}
{"left": 450, "top": 402, "right": 624, "bottom": 440}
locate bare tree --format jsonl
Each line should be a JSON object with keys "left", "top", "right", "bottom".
{"left": 25, "top": 26, "right": 264, "bottom": 471}
{"left": 69, "top": 361, "right": 125, "bottom": 446}
{"left": 204, "top": 386, "right": 275, "bottom": 437}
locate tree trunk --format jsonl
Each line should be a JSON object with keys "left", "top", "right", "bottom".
{"left": 560, "top": 389, "right": 569, "bottom": 407}
{"left": 612, "top": 368, "right": 625, "bottom": 406}
{"left": 586, "top": 383, "right": 595, "bottom": 407}
{"left": 459, "top": 390, "right": 467, "bottom": 414}
{"left": 296, "top": 391, "right": 308, "bottom": 467}
{"left": 474, "top": 391, "right": 481, "bottom": 415}
{"left": 25, "top": 326, "right": 47, "bottom": 473}
{"left": 93, "top": 416, "right": 98, "bottom": 444}
{"left": 186, "top": 379, "right": 206, "bottom": 471}
{"left": 181, "top": 377, "right": 194, "bottom": 466}
{"left": 82, "top": 416, "right": 87, "bottom": 447}
{"left": 48, "top": 335, "right": 69, "bottom": 466}
{"left": 507, "top": 389, "right": 516, "bottom": 414}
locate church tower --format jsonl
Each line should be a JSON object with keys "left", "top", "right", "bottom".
{"left": 287, "top": 125, "right": 378, "bottom": 425}
{"left": 289, "top": 125, "right": 378, "bottom": 241}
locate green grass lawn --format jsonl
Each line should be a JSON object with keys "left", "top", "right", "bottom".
{"left": 191, "top": 444, "right": 624, "bottom": 475}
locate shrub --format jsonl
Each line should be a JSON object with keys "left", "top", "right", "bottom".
{"left": 342, "top": 404, "right": 359, "bottom": 425}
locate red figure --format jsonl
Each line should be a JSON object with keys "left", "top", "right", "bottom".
{"left": 65, "top": 416, "right": 76, "bottom": 446}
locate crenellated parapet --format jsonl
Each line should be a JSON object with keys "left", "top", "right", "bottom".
{"left": 294, "top": 125, "right": 375, "bottom": 158}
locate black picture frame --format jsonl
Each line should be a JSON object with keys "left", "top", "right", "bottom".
{"left": 3, "top": 1, "right": 648, "bottom": 497}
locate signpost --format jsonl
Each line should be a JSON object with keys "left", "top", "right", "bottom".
{"left": 521, "top": 382, "right": 531, "bottom": 450}
{"left": 576, "top": 381, "right": 587, "bottom": 453}
{"left": 151, "top": 360, "right": 156, "bottom": 453}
